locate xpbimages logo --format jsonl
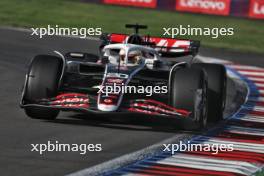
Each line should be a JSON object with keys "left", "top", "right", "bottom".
{"left": 30, "top": 141, "right": 102, "bottom": 155}
{"left": 31, "top": 25, "right": 102, "bottom": 39}
{"left": 163, "top": 141, "right": 234, "bottom": 154}
{"left": 163, "top": 25, "right": 234, "bottom": 39}
{"left": 97, "top": 84, "right": 168, "bottom": 96}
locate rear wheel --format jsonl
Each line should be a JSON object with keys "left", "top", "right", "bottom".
{"left": 24, "top": 55, "right": 63, "bottom": 120}
{"left": 170, "top": 67, "right": 208, "bottom": 130}
{"left": 192, "top": 63, "right": 226, "bottom": 122}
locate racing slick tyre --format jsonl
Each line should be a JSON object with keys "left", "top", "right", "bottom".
{"left": 192, "top": 63, "right": 226, "bottom": 122}
{"left": 170, "top": 67, "right": 208, "bottom": 130}
{"left": 24, "top": 55, "right": 63, "bottom": 120}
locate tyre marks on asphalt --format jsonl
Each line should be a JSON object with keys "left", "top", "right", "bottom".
{"left": 99, "top": 62, "right": 264, "bottom": 176}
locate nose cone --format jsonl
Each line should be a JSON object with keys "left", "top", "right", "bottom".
{"left": 98, "top": 104, "right": 118, "bottom": 112}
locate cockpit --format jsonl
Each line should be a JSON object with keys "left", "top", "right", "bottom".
{"left": 104, "top": 46, "right": 144, "bottom": 67}
{"left": 119, "top": 49, "right": 143, "bottom": 66}
{"left": 103, "top": 44, "right": 160, "bottom": 69}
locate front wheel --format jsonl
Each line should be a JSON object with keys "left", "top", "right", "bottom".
{"left": 192, "top": 63, "right": 226, "bottom": 122}
{"left": 170, "top": 67, "right": 208, "bottom": 130}
{"left": 23, "top": 55, "right": 63, "bottom": 120}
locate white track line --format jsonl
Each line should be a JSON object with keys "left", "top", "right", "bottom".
{"left": 237, "top": 116, "right": 264, "bottom": 123}
{"left": 238, "top": 71, "right": 264, "bottom": 76}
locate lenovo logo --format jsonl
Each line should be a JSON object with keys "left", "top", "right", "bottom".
{"left": 254, "top": 3, "right": 264, "bottom": 14}
{"left": 176, "top": 0, "right": 231, "bottom": 16}
{"left": 249, "top": 0, "right": 264, "bottom": 19}
{"left": 180, "top": 0, "right": 225, "bottom": 10}
{"left": 104, "top": 0, "right": 157, "bottom": 8}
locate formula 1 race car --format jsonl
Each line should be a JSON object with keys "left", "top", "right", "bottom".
{"left": 20, "top": 24, "right": 226, "bottom": 130}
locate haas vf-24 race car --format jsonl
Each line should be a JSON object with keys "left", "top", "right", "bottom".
{"left": 20, "top": 24, "right": 226, "bottom": 130}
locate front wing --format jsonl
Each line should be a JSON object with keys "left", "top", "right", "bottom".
{"left": 21, "top": 93, "right": 191, "bottom": 118}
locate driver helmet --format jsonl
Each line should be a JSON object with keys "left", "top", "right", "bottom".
{"left": 119, "top": 49, "right": 126, "bottom": 64}
{"left": 119, "top": 49, "right": 142, "bottom": 65}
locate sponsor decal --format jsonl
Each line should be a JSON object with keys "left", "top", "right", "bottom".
{"left": 40, "top": 93, "right": 90, "bottom": 108}
{"left": 148, "top": 37, "right": 190, "bottom": 52}
{"left": 109, "top": 34, "right": 191, "bottom": 52}
{"left": 249, "top": 0, "right": 264, "bottom": 19}
{"left": 106, "top": 78, "right": 125, "bottom": 84}
{"left": 53, "top": 97, "right": 89, "bottom": 108}
{"left": 104, "top": 99, "right": 113, "bottom": 104}
{"left": 103, "top": 0, "right": 157, "bottom": 8}
{"left": 175, "top": 0, "right": 231, "bottom": 16}
{"left": 54, "top": 98, "right": 89, "bottom": 104}
{"left": 128, "top": 99, "right": 190, "bottom": 116}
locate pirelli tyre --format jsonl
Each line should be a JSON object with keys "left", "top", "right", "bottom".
{"left": 24, "top": 55, "right": 63, "bottom": 120}
{"left": 170, "top": 67, "right": 208, "bottom": 130}
{"left": 192, "top": 63, "right": 226, "bottom": 122}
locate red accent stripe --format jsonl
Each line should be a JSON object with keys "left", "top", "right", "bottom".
{"left": 130, "top": 102, "right": 187, "bottom": 117}
{"left": 217, "top": 132, "right": 264, "bottom": 143}
{"left": 236, "top": 68, "right": 264, "bottom": 73}
{"left": 185, "top": 150, "right": 264, "bottom": 164}
{"left": 137, "top": 164, "right": 240, "bottom": 176}
{"left": 249, "top": 110, "right": 264, "bottom": 117}
{"left": 243, "top": 74, "right": 264, "bottom": 79}
{"left": 213, "top": 136, "right": 264, "bottom": 144}
{"left": 144, "top": 99, "right": 190, "bottom": 115}
{"left": 109, "top": 33, "right": 127, "bottom": 43}
{"left": 134, "top": 99, "right": 190, "bottom": 116}
{"left": 53, "top": 104, "right": 89, "bottom": 108}
{"left": 252, "top": 80, "right": 264, "bottom": 84}
{"left": 256, "top": 87, "right": 264, "bottom": 90}
{"left": 128, "top": 107, "right": 159, "bottom": 115}
{"left": 131, "top": 103, "right": 176, "bottom": 116}
{"left": 255, "top": 101, "right": 264, "bottom": 107}
{"left": 228, "top": 120, "right": 264, "bottom": 129}
{"left": 56, "top": 93, "right": 88, "bottom": 99}
{"left": 135, "top": 170, "right": 201, "bottom": 176}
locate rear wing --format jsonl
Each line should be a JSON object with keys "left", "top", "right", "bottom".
{"left": 101, "top": 33, "right": 200, "bottom": 57}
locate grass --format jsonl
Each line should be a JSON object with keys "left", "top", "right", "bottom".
{"left": 0, "top": 0, "right": 263, "bottom": 54}
{"left": 256, "top": 171, "right": 264, "bottom": 176}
